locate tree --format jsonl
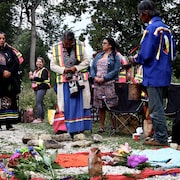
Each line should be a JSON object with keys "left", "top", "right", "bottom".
{"left": 14, "top": 0, "right": 66, "bottom": 70}
{"left": 56, "top": 0, "right": 179, "bottom": 54}
{"left": 0, "top": 0, "right": 16, "bottom": 43}
{"left": 56, "top": 0, "right": 179, "bottom": 78}
{"left": 13, "top": 29, "right": 49, "bottom": 73}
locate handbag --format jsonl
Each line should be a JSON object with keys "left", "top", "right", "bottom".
{"left": 53, "top": 107, "right": 67, "bottom": 134}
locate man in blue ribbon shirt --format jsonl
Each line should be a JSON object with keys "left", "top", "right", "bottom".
{"left": 131, "top": 0, "right": 176, "bottom": 146}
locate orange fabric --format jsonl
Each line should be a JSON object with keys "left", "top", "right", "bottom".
{"left": 55, "top": 152, "right": 112, "bottom": 168}
{"left": 55, "top": 152, "right": 89, "bottom": 168}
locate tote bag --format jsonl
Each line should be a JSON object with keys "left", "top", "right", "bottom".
{"left": 53, "top": 109, "right": 67, "bottom": 134}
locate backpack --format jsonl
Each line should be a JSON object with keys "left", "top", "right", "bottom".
{"left": 20, "top": 108, "right": 35, "bottom": 123}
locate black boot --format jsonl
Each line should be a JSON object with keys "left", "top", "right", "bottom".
{"left": 6, "top": 124, "right": 14, "bottom": 130}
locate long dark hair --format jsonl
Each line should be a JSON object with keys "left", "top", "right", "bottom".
{"left": 137, "top": 0, "right": 160, "bottom": 18}
{"left": 103, "top": 36, "right": 118, "bottom": 59}
{"left": 61, "top": 31, "right": 75, "bottom": 41}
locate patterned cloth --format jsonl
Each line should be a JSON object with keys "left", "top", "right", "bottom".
{"left": 63, "top": 83, "right": 92, "bottom": 133}
{"left": 93, "top": 58, "right": 118, "bottom": 108}
{"left": 0, "top": 110, "right": 19, "bottom": 125}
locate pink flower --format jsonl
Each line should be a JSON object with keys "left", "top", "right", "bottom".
{"left": 119, "top": 142, "right": 131, "bottom": 154}
{"left": 10, "top": 152, "right": 21, "bottom": 160}
{"left": 127, "top": 154, "right": 148, "bottom": 168}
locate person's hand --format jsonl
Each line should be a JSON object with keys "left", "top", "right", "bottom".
{"left": 129, "top": 55, "right": 137, "bottom": 66}
{"left": 94, "top": 77, "right": 104, "bottom": 84}
{"left": 69, "top": 66, "right": 76, "bottom": 73}
{"left": 29, "top": 71, "right": 33, "bottom": 80}
{"left": 64, "top": 66, "right": 76, "bottom": 74}
{"left": 64, "top": 68, "right": 71, "bottom": 74}
{"left": 3, "top": 70, "right": 11, "bottom": 78}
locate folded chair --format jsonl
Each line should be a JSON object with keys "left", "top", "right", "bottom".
{"left": 103, "top": 83, "right": 144, "bottom": 135}
{"left": 89, "top": 77, "right": 99, "bottom": 122}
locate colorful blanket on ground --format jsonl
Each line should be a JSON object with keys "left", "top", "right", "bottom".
{"left": 1, "top": 149, "right": 180, "bottom": 180}
{"left": 91, "top": 168, "right": 180, "bottom": 180}
{"left": 132, "top": 148, "right": 180, "bottom": 168}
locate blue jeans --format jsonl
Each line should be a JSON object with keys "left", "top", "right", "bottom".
{"left": 147, "top": 87, "right": 168, "bottom": 143}
{"left": 35, "top": 89, "right": 47, "bottom": 119}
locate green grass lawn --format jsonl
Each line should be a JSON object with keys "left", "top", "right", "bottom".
{"left": 18, "top": 81, "right": 172, "bottom": 150}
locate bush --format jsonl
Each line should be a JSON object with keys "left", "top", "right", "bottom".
{"left": 19, "top": 81, "right": 57, "bottom": 119}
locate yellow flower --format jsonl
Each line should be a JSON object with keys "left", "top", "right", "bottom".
{"left": 38, "top": 139, "right": 44, "bottom": 150}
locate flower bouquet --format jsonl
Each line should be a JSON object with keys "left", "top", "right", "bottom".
{"left": 0, "top": 140, "right": 61, "bottom": 179}
{"left": 111, "top": 142, "right": 150, "bottom": 170}
{"left": 112, "top": 142, "right": 132, "bottom": 166}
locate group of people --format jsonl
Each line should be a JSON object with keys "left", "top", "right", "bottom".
{"left": 0, "top": 0, "right": 176, "bottom": 146}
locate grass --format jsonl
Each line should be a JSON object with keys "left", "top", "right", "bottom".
{"left": 17, "top": 81, "right": 173, "bottom": 150}
{"left": 16, "top": 117, "right": 163, "bottom": 151}
{"left": 19, "top": 81, "right": 57, "bottom": 117}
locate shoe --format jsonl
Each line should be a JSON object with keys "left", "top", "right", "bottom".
{"left": 6, "top": 124, "right": 16, "bottom": 131}
{"left": 143, "top": 138, "right": 168, "bottom": 146}
{"left": 98, "top": 127, "right": 105, "bottom": 133}
{"left": 31, "top": 119, "right": 43, "bottom": 123}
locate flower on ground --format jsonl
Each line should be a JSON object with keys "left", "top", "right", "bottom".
{"left": 127, "top": 154, "right": 148, "bottom": 168}
{"left": 119, "top": 142, "right": 131, "bottom": 154}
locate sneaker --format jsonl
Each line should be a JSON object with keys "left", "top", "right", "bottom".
{"left": 97, "top": 127, "right": 105, "bottom": 133}
{"left": 143, "top": 138, "right": 168, "bottom": 146}
{"left": 31, "top": 119, "right": 43, "bottom": 123}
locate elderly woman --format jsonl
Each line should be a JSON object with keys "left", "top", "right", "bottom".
{"left": 91, "top": 37, "right": 120, "bottom": 133}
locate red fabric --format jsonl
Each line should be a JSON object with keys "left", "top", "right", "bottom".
{"left": 90, "top": 168, "right": 180, "bottom": 180}
{"left": 0, "top": 176, "right": 44, "bottom": 180}
{"left": 53, "top": 111, "right": 67, "bottom": 133}
{"left": 0, "top": 154, "right": 11, "bottom": 159}
{"left": 1, "top": 153, "right": 180, "bottom": 180}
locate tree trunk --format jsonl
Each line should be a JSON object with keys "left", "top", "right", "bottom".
{"left": 29, "top": 7, "right": 37, "bottom": 70}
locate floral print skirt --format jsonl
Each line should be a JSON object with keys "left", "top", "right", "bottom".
{"left": 93, "top": 80, "right": 118, "bottom": 109}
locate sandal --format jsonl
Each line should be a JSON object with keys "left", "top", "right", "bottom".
{"left": 98, "top": 127, "right": 105, "bottom": 133}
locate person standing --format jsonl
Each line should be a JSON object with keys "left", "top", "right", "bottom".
{"left": 131, "top": 0, "right": 176, "bottom": 146}
{"left": 91, "top": 37, "right": 120, "bottom": 133}
{"left": 0, "top": 31, "right": 21, "bottom": 130}
{"left": 29, "top": 57, "right": 50, "bottom": 123}
{"left": 50, "top": 31, "right": 92, "bottom": 138}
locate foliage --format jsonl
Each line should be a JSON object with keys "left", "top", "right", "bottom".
{"left": 1, "top": 142, "right": 60, "bottom": 179}
{"left": 54, "top": 0, "right": 180, "bottom": 77}
{"left": 12, "top": 29, "right": 50, "bottom": 72}
{"left": 19, "top": 81, "right": 57, "bottom": 117}
{"left": 1, "top": 0, "right": 179, "bottom": 78}
{"left": 0, "top": 0, "right": 16, "bottom": 43}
